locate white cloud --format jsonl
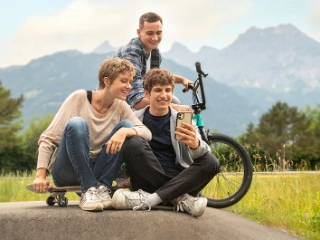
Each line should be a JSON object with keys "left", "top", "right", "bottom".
{"left": 0, "top": 0, "right": 251, "bottom": 67}
{"left": 306, "top": 0, "right": 320, "bottom": 44}
{"left": 310, "top": 0, "right": 320, "bottom": 26}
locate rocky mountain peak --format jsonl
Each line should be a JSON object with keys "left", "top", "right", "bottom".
{"left": 92, "top": 40, "right": 117, "bottom": 54}
{"left": 231, "top": 23, "right": 319, "bottom": 50}
{"left": 165, "top": 42, "right": 192, "bottom": 54}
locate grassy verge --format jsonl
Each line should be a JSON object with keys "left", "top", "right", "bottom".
{"left": 1, "top": 172, "right": 319, "bottom": 240}
{"left": 224, "top": 173, "right": 320, "bottom": 240}
{"left": 0, "top": 173, "right": 79, "bottom": 202}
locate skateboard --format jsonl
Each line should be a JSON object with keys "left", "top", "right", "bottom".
{"left": 26, "top": 184, "right": 123, "bottom": 207}
{"left": 26, "top": 184, "right": 81, "bottom": 207}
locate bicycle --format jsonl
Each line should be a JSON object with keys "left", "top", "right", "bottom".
{"left": 184, "top": 62, "right": 253, "bottom": 208}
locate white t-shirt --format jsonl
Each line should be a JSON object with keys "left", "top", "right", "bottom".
{"left": 146, "top": 53, "right": 151, "bottom": 73}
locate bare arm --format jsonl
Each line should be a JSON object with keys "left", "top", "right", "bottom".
{"left": 173, "top": 74, "right": 193, "bottom": 90}
{"left": 133, "top": 97, "right": 150, "bottom": 110}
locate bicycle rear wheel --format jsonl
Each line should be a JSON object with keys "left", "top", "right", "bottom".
{"left": 203, "top": 133, "right": 253, "bottom": 208}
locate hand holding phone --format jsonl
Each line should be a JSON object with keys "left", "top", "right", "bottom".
{"left": 175, "top": 112, "right": 193, "bottom": 140}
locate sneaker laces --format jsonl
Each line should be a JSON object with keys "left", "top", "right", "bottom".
{"left": 99, "top": 186, "right": 112, "bottom": 200}
{"left": 84, "top": 187, "right": 100, "bottom": 201}
{"left": 132, "top": 189, "right": 151, "bottom": 211}
{"left": 174, "top": 194, "right": 196, "bottom": 213}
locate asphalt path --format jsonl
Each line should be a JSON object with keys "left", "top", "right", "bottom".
{"left": 0, "top": 201, "right": 303, "bottom": 240}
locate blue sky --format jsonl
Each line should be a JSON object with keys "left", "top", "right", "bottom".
{"left": 1, "top": 0, "right": 320, "bottom": 68}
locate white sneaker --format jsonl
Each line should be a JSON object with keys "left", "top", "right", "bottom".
{"left": 79, "top": 187, "right": 103, "bottom": 211}
{"left": 98, "top": 185, "right": 112, "bottom": 209}
{"left": 174, "top": 194, "right": 207, "bottom": 217}
{"left": 112, "top": 189, "right": 151, "bottom": 211}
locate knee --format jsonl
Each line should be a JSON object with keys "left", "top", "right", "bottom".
{"left": 123, "top": 135, "right": 146, "bottom": 150}
{"left": 119, "top": 119, "right": 135, "bottom": 128}
{"left": 67, "top": 117, "right": 86, "bottom": 127}
{"left": 122, "top": 136, "right": 150, "bottom": 164}
{"left": 123, "top": 136, "right": 153, "bottom": 157}
{"left": 66, "top": 117, "right": 88, "bottom": 137}
{"left": 201, "top": 153, "right": 220, "bottom": 175}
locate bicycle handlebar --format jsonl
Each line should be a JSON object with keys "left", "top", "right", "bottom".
{"left": 181, "top": 62, "right": 208, "bottom": 113}
{"left": 182, "top": 84, "right": 194, "bottom": 93}
{"left": 195, "top": 62, "right": 208, "bottom": 77}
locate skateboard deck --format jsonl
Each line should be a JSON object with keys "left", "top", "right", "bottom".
{"left": 26, "top": 184, "right": 81, "bottom": 193}
{"left": 26, "top": 183, "right": 81, "bottom": 207}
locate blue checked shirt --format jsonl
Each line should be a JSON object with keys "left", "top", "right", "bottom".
{"left": 113, "top": 37, "right": 162, "bottom": 108}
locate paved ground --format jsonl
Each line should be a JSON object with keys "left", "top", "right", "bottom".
{"left": 0, "top": 201, "right": 303, "bottom": 240}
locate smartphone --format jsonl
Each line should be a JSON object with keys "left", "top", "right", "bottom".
{"left": 175, "top": 112, "right": 193, "bottom": 140}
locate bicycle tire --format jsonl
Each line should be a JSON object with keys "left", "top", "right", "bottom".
{"left": 203, "top": 133, "right": 253, "bottom": 208}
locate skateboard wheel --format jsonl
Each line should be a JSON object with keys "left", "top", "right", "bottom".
{"left": 58, "top": 197, "right": 68, "bottom": 207}
{"left": 46, "top": 196, "right": 56, "bottom": 206}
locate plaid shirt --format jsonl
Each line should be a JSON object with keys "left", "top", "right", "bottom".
{"left": 113, "top": 37, "right": 162, "bottom": 108}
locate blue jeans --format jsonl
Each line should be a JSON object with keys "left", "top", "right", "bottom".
{"left": 52, "top": 117, "right": 134, "bottom": 192}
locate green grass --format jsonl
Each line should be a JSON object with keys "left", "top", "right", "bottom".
{"left": 0, "top": 173, "right": 80, "bottom": 202}
{"left": 223, "top": 173, "right": 320, "bottom": 240}
{"left": 1, "top": 172, "right": 319, "bottom": 240}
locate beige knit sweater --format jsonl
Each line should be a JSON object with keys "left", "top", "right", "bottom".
{"left": 37, "top": 90, "right": 151, "bottom": 171}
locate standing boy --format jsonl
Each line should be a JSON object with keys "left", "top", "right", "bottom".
{"left": 113, "top": 12, "right": 192, "bottom": 111}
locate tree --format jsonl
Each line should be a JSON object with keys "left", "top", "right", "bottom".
{"left": 21, "top": 114, "right": 54, "bottom": 160}
{"left": 257, "top": 102, "right": 310, "bottom": 156}
{"left": 305, "top": 104, "right": 320, "bottom": 139}
{"left": 0, "top": 142, "right": 34, "bottom": 175}
{"left": 0, "top": 81, "right": 24, "bottom": 150}
{"left": 240, "top": 101, "right": 312, "bottom": 170}
{"left": 0, "top": 81, "right": 24, "bottom": 173}
{"left": 298, "top": 104, "right": 320, "bottom": 169}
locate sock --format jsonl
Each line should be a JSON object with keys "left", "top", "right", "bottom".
{"left": 146, "top": 193, "right": 163, "bottom": 207}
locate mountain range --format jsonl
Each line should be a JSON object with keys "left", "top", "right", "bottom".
{"left": 1, "top": 24, "right": 319, "bottom": 137}
{"left": 163, "top": 24, "right": 320, "bottom": 91}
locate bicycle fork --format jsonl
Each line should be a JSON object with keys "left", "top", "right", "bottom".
{"left": 193, "top": 113, "right": 209, "bottom": 144}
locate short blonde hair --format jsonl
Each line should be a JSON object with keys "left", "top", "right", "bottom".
{"left": 98, "top": 58, "right": 135, "bottom": 89}
{"left": 144, "top": 68, "right": 174, "bottom": 93}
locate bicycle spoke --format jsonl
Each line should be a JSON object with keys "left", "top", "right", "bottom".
{"left": 205, "top": 172, "right": 243, "bottom": 199}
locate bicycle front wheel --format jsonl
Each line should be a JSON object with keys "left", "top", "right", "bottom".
{"left": 203, "top": 133, "right": 253, "bottom": 208}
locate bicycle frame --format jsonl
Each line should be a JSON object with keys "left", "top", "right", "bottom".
{"left": 182, "top": 62, "right": 253, "bottom": 208}
{"left": 185, "top": 62, "right": 209, "bottom": 144}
